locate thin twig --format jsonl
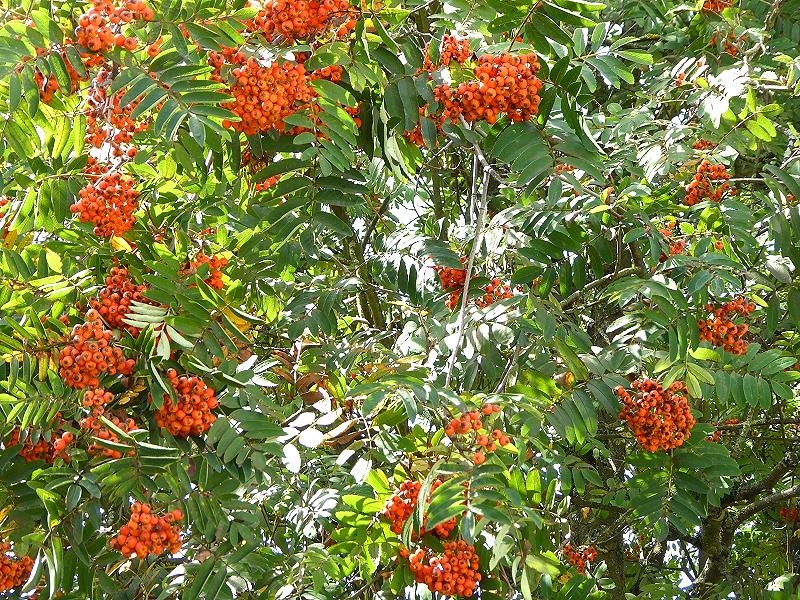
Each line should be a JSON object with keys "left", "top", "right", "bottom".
{"left": 560, "top": 267, "right": 639, "bottom": 309}
{"left": 493, "top": 344, "right": 522, "bottom": 393}
{"left": 444, "top": 156, "right": 490, "bottom": 389}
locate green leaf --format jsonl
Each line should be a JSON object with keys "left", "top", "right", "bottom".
{"left": 310, "top": 79, "right": 357, "bottom": 108}
{"left": 312, "top": 212, "right": 354, "bottom": 237}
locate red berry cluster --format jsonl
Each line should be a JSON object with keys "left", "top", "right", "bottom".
{"left": 475, "top": 278, "right": 513, "bottom": 308}
{"left": 692, "top": 139, "right": 717, "bottom": 150}
{"left": 6, "top": 426, "right": 72, "bottom": 463}
{"left": 404, "top": 108, "right": 446, "bottom": 148}
{"left": 698, "top": 297, "right": 755, "bottom": 355}
{"left": 657, "top": 222, "right": 689, "bottom": 261}
{"left": 212, "top": 51, "right": 314, "bottom": 136}
{"left": 711, "top": 31, "right": 747, "bottom": 56}
{"left": 707, "top": 417, "right": 740, "bottom": 442}
{"left": 669, "top": 240, "right": 687, "bottom": 256}
{"left": 242, "top": 150, "right": 282, "bottom": 192}
{"left": 248, "top": 0, "right": 357, "bottom": 44}
{"left": 59, "top": 309, "right": 135, "bottom": 389}
{"left": 434, "top": 262, "right": 468, "bottom": 289}
{"left": 79, "top": 388, "right": 137, "bottom": 459}
{"left": 71, "top": 160, "right": 139, "bottom": 237}
{"left": 33, "top": 47, "right": 88, "bottom": 102}
{"left": 685, "top": 160, "right": 735, "bottom": 206}
{"left": 89, "top": 266, "right": 149, "bottom": 333}
{"left": 563, "top": 543, "right": 598, "bottom": 575}
{"left": 434, "top": 53, "right": 543, "bottom": 125}
{"left": 110, "top": 503, "right": 183, "bottom": 559}
{"left": 779, "top": 506, "right": 800, "bottom": 523}
{"left": 154, "top": 369, "right": 218, "bottom": 437}
{"left": 0, "top": 542, "right": 33, "bottom": 593}
{"left": 191, "top": 252, "right": 228, "bottom": 290}
{"left": 433, "top": 259, "right": 468, "bottom": 310}
{"left": 702, "top": 0, "right": 731, "bottom": 12}
{"left": 445, "top": 404, "right": 508, "bottom": 465}
{"left": 424, "top": 34, "right": 471, "bottom": 70}
{"left": 406, "top": 540, "right": 481, "bottom": 597}
{"left": 75, "top": 0, "right": 153, "bottom": 58}
{"left": 616, "top": 379, "right": 696, "bottom": 452}
{"left": 254, "top": 174, "right": 281, "bottom": 192}
{"left": 554, "top": 163, "right": 576, "bottom": 174}
{"left": 383, "top": 480, "right": 457, "bottom": 538}
{"left": 85, "top": 70, "right": 149, "bottom": 158}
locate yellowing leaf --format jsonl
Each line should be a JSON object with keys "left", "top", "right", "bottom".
{"left": 110, "top": 236, "right": 133, "bottom": 252}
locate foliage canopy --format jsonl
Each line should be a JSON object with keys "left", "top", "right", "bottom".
{"left": 1, "top": 0, "right": 800, "bottom": 598}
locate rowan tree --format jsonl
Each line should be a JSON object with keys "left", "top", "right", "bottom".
{"left": 0, "top": 0, "right": 800, "bottom": 598}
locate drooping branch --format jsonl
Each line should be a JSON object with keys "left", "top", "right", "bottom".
{"left": 724, "top": 450, "right": 798, "bottom": 506}
{"left": 733, "top": 483, "right": 800, "bottom": 527}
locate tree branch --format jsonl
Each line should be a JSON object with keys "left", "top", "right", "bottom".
{"left": 724, "top": 451, "right": 798, "bottom": 506}
{"left": 734, "top": 484, "right": 800, "bottom": 527}
{"left": 560, "top": 267, "right": 639, "bottom": 309}
{"left": 444, "top": 155, "right": 490, "bottom": 388}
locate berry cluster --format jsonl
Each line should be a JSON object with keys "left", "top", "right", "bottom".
{"left": 563, "top": 543, "right": 598, "bottom": 575}
{"left": 702, "top": 0, "right": 732, "bottom": 12}
{"left": 33, "top": 47, "right": 87, "bottom": 102}
{"left": 433, "top": 259, "right": 468, "bottom": 310}
{"left": 658, "top": 222, "right": 688, "bottom": 259}
{"left": 242, "top": 150, "right": 283, "bottom": 191}
{"left": 616, "top": 379, "right": 696, "bottom": 452}
{"left": 0, "top": 542, "right": 33, "bottom": 593}
{"left": 75, "top": 0, "right": 153, "bottom": 58}
{"left": 698, "top": 297, "right": 755, "bottom": 355}
{"left": 424, "top": 34, "right": 471, "bottom": 70}
{"left": 85, "top": 70, "right": 149, "bottom": 158}
{"left": 89, "top": 266, "right": 149, "bottom": 333}
{"left": 309, "top": 64, "right": 344, "bottom": 83}
{"left": 6, "top": 426, "right": 72, "bottom": 463}
{"left": 434, "top": 53, "right": 543, "bottom": 125}
{"left": 685, "top": 160, "right": 735, "bottom": 206}
{"left": 475, "top": 278, "right": 514, "bottom": 308}
{"left": 445, "top": 404, "right": 507, "bottom": 464}
{"left": 554, "top": 163, "right": 576, "bottom": 174}
{"left": 82, "top": 414, "right": 138, "bottom": 459}
{"left": 707, "top": 417, "right": 740, "bottom": 442}
{"left": 71, "top": 160, "right": 139, "bottom": 237}
{"left": 779, "top": 506, "right": 800, "bottom": 523}
{"left": 154, "top": 369, "right": 218, "bottom": 437}
{"left": 384, "top": 480, "right": 457, "bottom": 538}
{"left": 404, "top": 108, "right": 446, "bottom": 148}
{"left": 692, "top": 139, "right": 718, "bottom": 151}
{"left": 110, "top": 503, "right": 183, "bottom": 559}
{"left": 191, "top": 252, "right": 228, "bottom": 290}
{"left": 59, "top": 310, "right": 135, "bottom": 388}
{"left": 669, "top": 240, "right": 687, "bottom": 257}
{"left": 80, "top": 388, "right": 137, "bottom": 459}
{"left": 407, "top": 540, "right": 481, "bottom": 597}
{"left": 248, "top": 0, "right": 357, "bottom": 44}
{"left": 253, "top": 174, "right": 281, "bottom": 192}
{"left": 625, "top": 537, "right": 644, "bottom": 561}
{"left": 445, "top": 410, "right": 484, "bottom": 437}
{"left": 709, "top": 30, "right": 747, "bottom": 56}
{"left": 213, "top": 52, "right": 314, "bottom": 135}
